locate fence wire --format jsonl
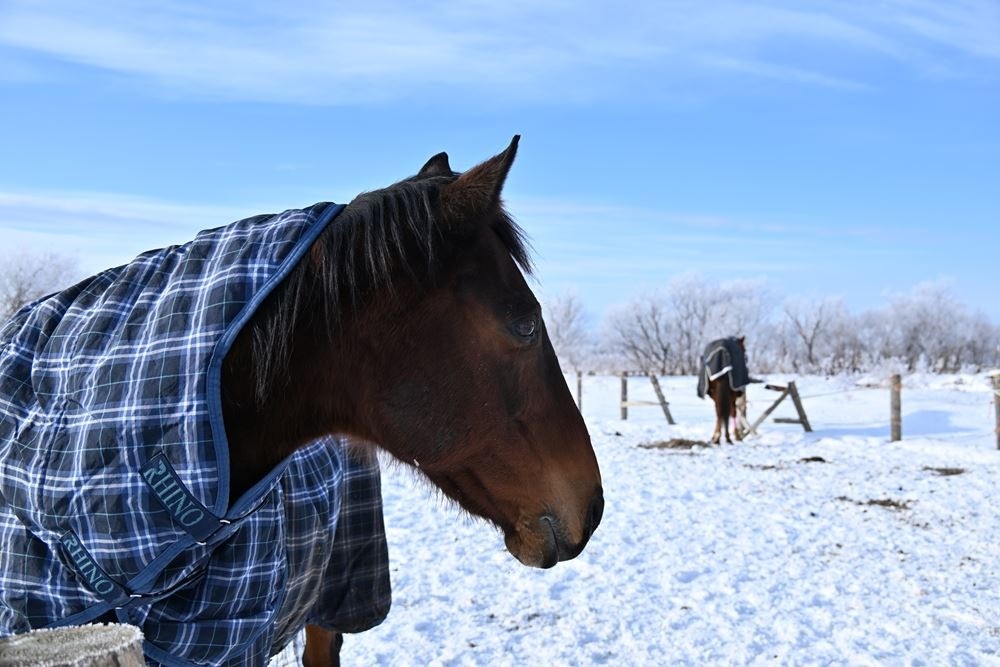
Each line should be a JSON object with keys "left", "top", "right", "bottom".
{"left": 796, "top": 387, "right": 876, "bottom": 400}
{"left": 577, "top": 373, "right": 999, "bottom": 446}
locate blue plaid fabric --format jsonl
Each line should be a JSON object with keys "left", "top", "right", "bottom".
{"left": 0, "top": 203, "right": 391, "bottom": 665}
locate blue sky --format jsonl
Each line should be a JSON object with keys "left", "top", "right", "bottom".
{"left": 1, "top": 0, "right": 998, "bottom": 321}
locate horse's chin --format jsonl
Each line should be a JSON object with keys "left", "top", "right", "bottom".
{"left": 503, "top": 517, "right": 560, "bottom": 569}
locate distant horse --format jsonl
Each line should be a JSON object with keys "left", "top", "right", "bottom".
{"left": 697, "top": 336, "right": 750, "bottom": 444}
{"left": 0, "top": 137, "right": 603, "bottom": 665}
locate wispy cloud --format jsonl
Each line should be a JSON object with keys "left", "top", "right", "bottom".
{"left": 0, "top": 1, "right": 997, "bottom": 104}
{"left": 511, "top": 196, "right": 905, "bottom": 242}
{"left": 700, "top": 55, "right": 872, "bottom": 91}
{"left": 0, "top": 186, "right": 818, "bottom": 273}
{"left": 886, "top": 0, "right": 1000, "bottom": 60}
{"left": 0, "top": 189, "right": 268, "bottom": 274}
{"left": 4, "top": 185, "right": 988, "bottom": 321}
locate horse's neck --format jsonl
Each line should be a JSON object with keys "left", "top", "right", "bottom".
{"left": 220, "top": 308, "right": 369, "bottom": 503}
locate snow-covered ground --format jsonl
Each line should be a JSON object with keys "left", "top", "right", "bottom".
{"left": 338, "top": 374, "right": 1000, "bottom": 665}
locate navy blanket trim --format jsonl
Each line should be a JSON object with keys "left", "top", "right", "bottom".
{"left": 208, "top": 202, "right": 346, "bottom": 517}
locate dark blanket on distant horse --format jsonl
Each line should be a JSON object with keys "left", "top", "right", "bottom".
{"left": 697, "top": 337, "right": 750, "bottom": 399}
{"left": 0, "top": 203, "right": 390, "bottom": 665}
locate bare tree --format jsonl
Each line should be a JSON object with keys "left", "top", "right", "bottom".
{"left": 784, "top": 298, "right": 825, "bottom": 370}
{"left": 603, "top": 293, "right": 675, "bottom": 374}
{"left": 545, "top": 292, "right": 592, "bottom": 371}
{"left": 783, "top": 296, "right": 848, "bottom": 371}
{"left": 667, "top": 275, "right": 773, "bottom": 373}
{"left": 823, "top": 305, "right": 862, "bottom": 374}
{"left": 886, "top": 281, "right": 969, "bottom": 372}
{"left": 958, "top": 313, "right": 1000, "bottom": 370}
{"left": 665, "top": 274, "right": 717, "bottom": 373}
{"left": 707, "top": 279, "right": 774, "bottom": 344}
{"left": 602, "top": 276, "right": 775, "bottom": 375}
{"left": 1, "top": 251, "right": 80, "bottom": 323}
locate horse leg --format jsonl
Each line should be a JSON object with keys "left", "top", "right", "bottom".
{"left": 709, "top": 383, "right": 722, "bottom": 444}
{"left": 303, "top": 625, "right": 343, "bottom": 667}
{"left": 732, "top": 392, "right": 744, "bottom": 442}
{"left": 732, "top": 391, "right": 743, "bottom": 442}
{"left": 718, "top": 379, "right": 733, "bottom": 444}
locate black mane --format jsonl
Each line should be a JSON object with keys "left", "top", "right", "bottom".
{"left": 244, "top": 172, "right": 533, "bottom": 403}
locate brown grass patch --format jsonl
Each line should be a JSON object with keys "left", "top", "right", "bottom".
{"left": 638, "top": 438, "right": 711, "bottom": 450}
{"left": 837, "top": 496, "right": 912, "bottom": 511}
{"left": 922, "top": 466, "right": 966, "bottom": 477}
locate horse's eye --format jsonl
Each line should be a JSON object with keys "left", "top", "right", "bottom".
{"left": 512, "top": 316, "right": 539, "bottom": 340}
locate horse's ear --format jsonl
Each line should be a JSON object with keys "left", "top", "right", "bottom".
{"left": 738, "top": 336, "right": 746, "bottom": 347}
{"left": 440, "top": 135, "right": 519, "bottom": 223}
{"left": 418, "top": 152, "right": 453, "bottom": 178}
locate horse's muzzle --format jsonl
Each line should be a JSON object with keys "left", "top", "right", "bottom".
{"left": 539, "top": 486, "right": 604, "bottom": 568}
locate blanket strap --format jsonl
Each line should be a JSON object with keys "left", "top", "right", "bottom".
{"left": 141, "top": 453, "right": 229, "bottom": 544}
{"left": 59, "top": 532, "right": 132, "bottom": 608}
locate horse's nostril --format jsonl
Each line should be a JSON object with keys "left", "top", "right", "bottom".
{"left": 587, "top": 488, "right": 605, "bottom": 535}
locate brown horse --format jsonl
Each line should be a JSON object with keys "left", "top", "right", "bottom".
{"left": 0, "top": 138, "right": 602, "bottom": 663}
{"left": 702, "top": 336, "right": 749, "bottom": 444}
{"left": 221, "top": 137, "right": 603, "bottom": 663}
{"left": 707, "top": 380, "right": 747, "bottom": 444}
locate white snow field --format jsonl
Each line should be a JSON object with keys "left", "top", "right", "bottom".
{"left": 319, "top": 374, "right": 1000, "bottom": 665}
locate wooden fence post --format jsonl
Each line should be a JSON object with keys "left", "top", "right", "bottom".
{"left": 746, "top": 384, "right": 790, "bottom": 436}
{"left": 0, "top": 624, "right": 145, "bottom": 667}
{"left": 787, "top": 381, "right": 812, "bottom": 432}
{"left": 576, "top": 370, "right": 583, "bottom": 412}
{"left": 647, "top": 374, "right": 676, "bottom": 425}
{"left": 620, "top": 372, "right": 628, "bottom": 420}
{"left": 993, "top": 374, "right": 1000, "bottom": 451}
{"left": 890, "top": 373, "right": 902, "bottom": 442}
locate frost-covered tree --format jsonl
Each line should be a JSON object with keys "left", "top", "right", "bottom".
{"left": 886, "top": 281, "right": 971, "bottom": 372}
{"left": 957, "top": 313, "right": 1000, "bottom": 370}
{"left": 545, "top": 292, "right": 592, "bottom": 371}
{"left": 822, "top": 305, "right": 863, "bottom": 374}
{"left": 706, "top": 278, "right": 774, "bottom": 348}
{"left": 1, "top": 251, "right": 79, "bottom": 323}
{"left": 593, "top": 275, "right": 999, "bottom": 376}
{"left": 602, "top": 275, "right": 774, "bottom": 374}
{"left": 603, "top": 293, "right": 675, "bottom": 374}
{"left": 782, "top": 296, "right": 853, "bottom": 373}
{"left": 663, "top": 274, "right": 718, "bottom": 373}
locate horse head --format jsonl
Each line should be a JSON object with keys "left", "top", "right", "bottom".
{"left": 326, "top": 138, "right": 603, "bottom": 568}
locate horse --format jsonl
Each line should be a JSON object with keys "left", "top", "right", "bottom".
{"left": 0, "top": 137, "right": 604, "bottom": 665}
{"left": 697, "top": 336, "right": 750, "bottom": 444}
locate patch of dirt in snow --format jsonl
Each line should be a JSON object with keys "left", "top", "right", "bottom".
{"left": 638, "top": 438, "right": 713, "bottom": 450}
{"left": 922, "top": 466, "right": 966, "bottom": 476}
{"left": 837, "top": 495, "right": 914, "bottom": 510}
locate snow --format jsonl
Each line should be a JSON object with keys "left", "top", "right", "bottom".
{"left": 332, "top": 375, "right": 1000, "bottom": 665}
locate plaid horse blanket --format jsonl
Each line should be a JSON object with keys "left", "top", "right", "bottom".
{"left": 0, "top": 203, "right": 390, "bottom": 665}
{"left": 696, "top": 337, "right": 750, "bottom": 399}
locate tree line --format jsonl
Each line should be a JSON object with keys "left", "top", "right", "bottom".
{"left": 546, "top": 275, "right": 1000, "bottom": 376}
{"left": 0, "top": 251, "right": 79, "bottom": 323}
{"left": 3, "top": 252, "right": 997, "bottom": 376}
